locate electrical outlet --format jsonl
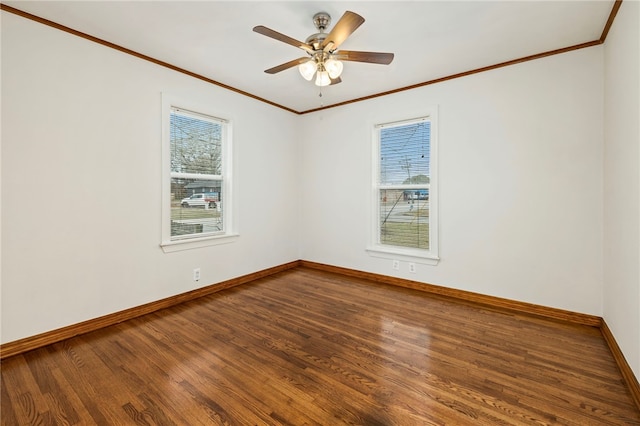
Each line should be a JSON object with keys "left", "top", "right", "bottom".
{"left": 193, "top": 268, "right": 201, "bottom": 281}
{"left": 409, "top": 263, "right": 416, "bottom": 273}
{"left": 392, "top": 260, "right": 400, "bottom": 271}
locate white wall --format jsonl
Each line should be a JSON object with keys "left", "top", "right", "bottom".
{"left": 603, "top": 0, "right": 640, "bottom": 379}
{"left": 299, "top": 47, "right": 605, "bottom": 316}
{"left": 2, "top": 5, "right": 635, "bottom": 385}
{"left": 1, "top": 13, "right": 300, "bottom": 343}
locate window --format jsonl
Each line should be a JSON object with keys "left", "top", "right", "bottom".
{"left": 161, "top": 95, "right": 235, "bottom": 252}
{"left": 369, "top": 113, "right": 439, "bottom": 264}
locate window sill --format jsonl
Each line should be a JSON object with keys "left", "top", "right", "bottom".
{"left": 366, "top": 245, "right": 439, "bottom": 266}
{"left": 161, "top": 233, "right": 239, "bottom": 253}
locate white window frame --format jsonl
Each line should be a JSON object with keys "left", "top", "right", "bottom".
{"left": 367, "top": 110, "right": 439, "bottom": 265}
{"left": 160, "top": 94, "right": 237, "bottom": 253}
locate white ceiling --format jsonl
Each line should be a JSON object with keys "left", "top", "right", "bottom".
{"left": 4, "top": 1, "right": 615, "bottom": 113}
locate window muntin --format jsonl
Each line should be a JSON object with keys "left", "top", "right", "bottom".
{"left": 371, "top": 115, "right": 438, "bottom": 263}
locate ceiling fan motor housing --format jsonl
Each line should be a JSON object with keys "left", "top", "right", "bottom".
{"left": 306, "top": 12, "right": 331, "bottom": 50}
{"left": 305, "top": 33, "right": 328, "bottom": 50}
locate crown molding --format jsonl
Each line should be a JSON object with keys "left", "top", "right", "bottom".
{"left": 0, "top": 1, "right": 623, "bottom": 115}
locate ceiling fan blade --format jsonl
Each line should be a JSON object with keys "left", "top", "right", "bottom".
{"left": 330, "top": 76, "right": 342, "bottom": 85}
{"left": 264, "top": 57, "right": 310, "bottom": 74}
{"left": 321, "top": 11, "right": 365, "bottom": 51}
{"left": 335, "top": 50, "right": 394, "bottom": 65}
{"left": 253, "top": 25, "right": 314, "bottom": 53}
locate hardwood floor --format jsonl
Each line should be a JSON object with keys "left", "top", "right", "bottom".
{"left": 2, "top": 268, "right": 639, "bottom": 425}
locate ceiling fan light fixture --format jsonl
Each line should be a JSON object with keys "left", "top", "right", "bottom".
{"left": 298, "top": 59, "right": 318, "bottom": 81}
{"left": 256, "top": 10, "right": 394, "bottom": 89}
{"left": 298, "top": 60, "right": 316, "bottom": 81}
{"left": 315, "top": 70, "right": 331, "bottom": 87}
{"left": 325, "top": 58, "right": 343, "bottom": 79}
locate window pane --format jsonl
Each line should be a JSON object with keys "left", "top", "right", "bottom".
{"left": 170, "top": 109, "right": 222, "bottom": 175}
{"left": 380, "top": 121, "right": 430, "bottom": 185}
{"left": 170, "top": 177, "right": 222, "bottom": 238}
{"left": 379, "top": 189, "right": 429, "bottom": 249}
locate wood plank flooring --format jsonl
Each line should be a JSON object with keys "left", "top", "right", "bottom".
{"left": 2, "top": 268, "right": 639, "bottom": 425}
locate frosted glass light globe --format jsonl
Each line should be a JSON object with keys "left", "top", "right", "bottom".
{"left": 325, "top": 59, "right": 343, "bottom": 79}
{"left": 315, "top": 70, "right": 331, "bottom": 87}
{"left": 298, "top": 60, "right": 316, "bottom": 81}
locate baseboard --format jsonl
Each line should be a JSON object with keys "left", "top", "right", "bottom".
{"left": 299, "top": 260, "right": 602, "bottom": 327}
{"left": 3, "top": 258, "right": 638, "bottom": 410}
{"left": 3, "top": 259, "right": 638, "bottom": 412}
{"left": 600, "top": 320, "right": 640, "bottom": 410}
{"left": 0, "top": 260, "right": 640, "bottom": 408}
{"left": 0, "top": 260, "right": 301, "bottom": 360}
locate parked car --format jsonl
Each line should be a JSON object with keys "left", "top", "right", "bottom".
{"left": 181, "top": 193, "right": 217, "bottom": 208}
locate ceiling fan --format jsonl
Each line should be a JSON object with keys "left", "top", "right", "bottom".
{"left": 253, "top": 11, "right": 394, "bottom": 87}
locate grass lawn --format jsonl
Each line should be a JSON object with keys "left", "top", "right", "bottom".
{"left": 380, "top": 221, "right": 429, "bottom": 249}
{"left": 171, "top": 207, "right": 220, "bottom": 220}
{"left": 400, "top": 206, "right": 429, "bottom": 218}
{"left": 170, "top": 207, "right": 222, "bottom": 237}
